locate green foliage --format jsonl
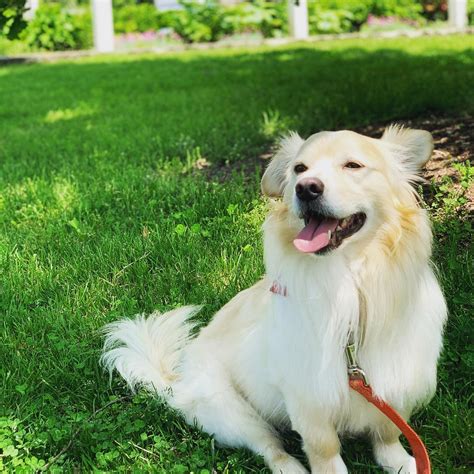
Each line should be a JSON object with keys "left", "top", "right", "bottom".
{"left": 0, "top": 0, "right": 27, "bottom": 39}
{"left": 430, "top": 162, "right": 473, "bottom": 216}
{"left": 469, "top": 0, "right": 474, "bottom": 25}
{"left": 170, "top": 0, "right": 233, "bottom": 43}
{"left": 0, "top": 34, "right": 30, "bottom": 54}
{"left": 73, "top": 9, "right": 93, "bottom": 49}
{"left": 307, "top": 0, "right": 423, "bottom": 34}
{"left": 0, "top": 36, "right": 472, "bottom": 471}
{"left": 371, "top": 0, "right": 423, "bottom": 20}
{"left": 313, "top": 0, "right": 371, "bottom": 28}
{"left": 418, "top": 0, "right": 448, "bottom": 21}
{"left": 20, "top": 3, "right": 92, "bottom": 51}
{"left": 113, "top": 3, "right": 160, "bottom": 33}
{"left": 168, "top": 0, "right": 287, "bottom": 42}
{"left": 308, "top": 7, "right": 356, "bottom": 34}
{"left": 236, "top": 0, "right": 287, "bottom": 38}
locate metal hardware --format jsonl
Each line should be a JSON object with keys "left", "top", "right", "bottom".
{"left": 345, "top": 340, "right": 369, "bottom": 386}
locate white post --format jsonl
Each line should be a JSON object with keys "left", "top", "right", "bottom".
{"left": 448, "top": 0, "right": 468, "bottom": 28}
{"left": 288, "top": 0, "right": 309, "bottom": 39}
{"left": 91, "top": 0, "right": 115, "bottom": 53}
{"left": 24, "top": 0, "right": 39, "bottom": 20}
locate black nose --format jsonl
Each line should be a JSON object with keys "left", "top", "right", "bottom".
{"left": 295, "top": 177, "right": 324, "bottom": 202}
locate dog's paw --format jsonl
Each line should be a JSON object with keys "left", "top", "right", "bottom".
{"left": 374, "top": 441, "right": 416, "bottom": 474}
{"left": 269, "top": 454, "right": 308, "bottom": 474}
{"left": 383, "top": 456, "right": 416, "bottom": 474}
{"left": 398, "top": 455, "right": 416, "bottom": 474}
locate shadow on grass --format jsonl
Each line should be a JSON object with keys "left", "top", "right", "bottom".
{"left": 0, "top": 41, "right": 473, "bottom": 186}
{"left": 0, "top": 39, "right": 472, "bottom": 472}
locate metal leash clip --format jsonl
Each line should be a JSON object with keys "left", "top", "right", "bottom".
{"left": 345, "top": 341, "right": 369, "bottom": 386}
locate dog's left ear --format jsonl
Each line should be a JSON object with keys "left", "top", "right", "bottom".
{"left": 261, "top": 132, "right": 304, "bottom": 197}
{"left": 381, "top": 125, "right": 434, "bottom": 169}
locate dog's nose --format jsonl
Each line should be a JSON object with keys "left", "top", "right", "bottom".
{"left": 295, "top": 178, "right": 324, "bottom": 202}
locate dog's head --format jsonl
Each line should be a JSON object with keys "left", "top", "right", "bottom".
{"left": 261, "top": 127, "right": 433, "bottom": 257}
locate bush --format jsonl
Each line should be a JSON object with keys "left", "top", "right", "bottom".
{"left": 74, "top": 9, "right": 93, "bottom": 49}
{"left": 246, "top": 0, "right": 287, "bottom": 38}
{"left": 114, "top": 3, "right": 160, "bottom": 34}
{"left": 419, "top": 0, "right": 447, "bottom": 21}
{"left": 313, "top": 0, "right": 371, "bottom": 28}
{"left": 469, "top": 0, "right": 474, "bottom": 25}
{"left": 308, "top": 7, "right": 355, "bottom": 34}
{"left": 170, "top": 0, "right": 232, "bottom": 43}
{"left": 1, "top": 0, "right": 27, "bottom": 39}
{"left": 166, "top": 0, "right": 287, "bottom": 42}
{"left": 20, "top": 4, "right": 92, "bottom": 51}
{"left": 370, "top": 0, "right": 423, "bottom": 20}
{"left": 308, "top": 0, "right": 423, "bottom": 34}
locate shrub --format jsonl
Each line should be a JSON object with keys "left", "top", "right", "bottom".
{"left": 21, "top": 4, "right": 92, "bottom": 51}
{"left": 248, "top": 0, "right": 287, "bottom": 38}
{"left": 74, "top": 9, "right": 93, "bottom": 49}
{"left": 170, "top": 1, "right": 232, "bottom": 43}
{"left": 1, "top": 0, "right": 27, "bottom": 39}
{"left": 313, "top": 0, "right": 371, "bottom": 28}
{"left": 309, "top": 8, "right": 355, "bottom": 34}
{"left": 114, "top": 3, "right": 160, "bottom": 34}
{"left": 167, "top": 0, "right": 287, "bottom": 42}
{"left": 370, "top": 0, "right": 423, "bottom": 20}
{"left": 419, "top": 0, "right": 448, "bottom": 21}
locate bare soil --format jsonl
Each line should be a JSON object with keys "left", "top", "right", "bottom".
{"left": 204, "top": 113, "right": 473, "bottom": 213}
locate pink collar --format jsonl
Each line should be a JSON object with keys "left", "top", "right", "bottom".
{"left": 269, "top": 280, "right": 287, "bottom": 297}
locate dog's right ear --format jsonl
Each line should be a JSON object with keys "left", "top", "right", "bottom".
{"left": 261, "top": 132, "right": 304, "bottom": 197}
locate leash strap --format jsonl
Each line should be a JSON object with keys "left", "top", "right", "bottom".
{"left": 348, "top": 377, "right": 431, "bottom": 474}
{"left": 345, "top": 336, "right": 431, "bottom": 474}
{"left": 270, "top": 281, "right": 431, "bottom": 473}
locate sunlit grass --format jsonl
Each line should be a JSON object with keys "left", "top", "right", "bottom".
{"left": 0, "top": 35, "right": 472, "bottom": 472}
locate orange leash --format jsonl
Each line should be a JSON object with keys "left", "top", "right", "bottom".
{"left": 349, "top": 377, "right": 431, "bottom": 474}
{"left": 270, "top": 281, "right": 432, "bottom": 473}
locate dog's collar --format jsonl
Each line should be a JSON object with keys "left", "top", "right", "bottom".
{"left": 269, "top": 280, "right": 287, "bottom": 297}
{"left": 268, "top": 280, "right": 431, "bottom": 473}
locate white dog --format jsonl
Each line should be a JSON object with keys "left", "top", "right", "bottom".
{"left": 102, "top": 126, "right": 447, "bottom": 473}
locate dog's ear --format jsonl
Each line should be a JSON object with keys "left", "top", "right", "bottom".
{"left": 261, "top": 132, "right": 304, "bottom": 197}
{"left": 381, "top": 125, "right": 434, "bottom": 169}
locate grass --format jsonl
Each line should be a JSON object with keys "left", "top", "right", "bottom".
{"left": 0, "top": 35, "right": 473, "bottom": 472}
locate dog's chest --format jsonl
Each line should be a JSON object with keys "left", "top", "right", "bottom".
{"left": 262, "top": 275, "right": 359, "bottom": 404}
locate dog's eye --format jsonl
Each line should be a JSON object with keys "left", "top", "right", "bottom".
{"left": 294, "top": 163, "right": 308, "bottom": 174}
{"left": 344, "top": 161, "right": 363, "bottom": 169}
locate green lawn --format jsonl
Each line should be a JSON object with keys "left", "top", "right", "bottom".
{"left": 0, "top": 35, "right": 472, "bottom": 472}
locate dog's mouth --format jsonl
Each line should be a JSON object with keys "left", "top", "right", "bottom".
{"left": 293, "top": 212, "right": 366, "bottom": 254}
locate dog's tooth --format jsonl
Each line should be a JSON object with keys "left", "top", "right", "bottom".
{"left": 328, "top": 230, "right": 332, "bottom": 240}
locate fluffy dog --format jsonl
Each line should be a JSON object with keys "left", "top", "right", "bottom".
{"left": 102, "top": 126, "right": 447, "bottom": 473}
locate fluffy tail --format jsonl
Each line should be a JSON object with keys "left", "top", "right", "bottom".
{"left": 101, "top": 305, "right": 201, "bottom": 395}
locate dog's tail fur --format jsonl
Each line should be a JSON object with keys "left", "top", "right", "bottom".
{"left": 100, "top": 305, "right": 201, "bottom": 396}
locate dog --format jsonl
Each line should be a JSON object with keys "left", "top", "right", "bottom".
{"left": 102, "top": 126, "right": 447, "bottom": 473}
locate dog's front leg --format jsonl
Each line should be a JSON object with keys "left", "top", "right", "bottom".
{"left": 372, "top": 419, "right": 416, "bottom": 474}
{"left": 285, "top": 397, "right": 348, "bottom": 474}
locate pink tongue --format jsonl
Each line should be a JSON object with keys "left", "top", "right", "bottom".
{"left": 293, "top": 217, "right": 338, "bottom": 253}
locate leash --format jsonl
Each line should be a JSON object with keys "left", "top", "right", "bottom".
{"left": 346, "top": 339, "right": 431, "bottom": 474}
{"left": 270, "top": 282, "right": 431, "bottom": 474}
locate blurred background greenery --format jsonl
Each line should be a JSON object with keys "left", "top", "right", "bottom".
{"left": 1, "top": 0, "right": 473, "bottom": 54}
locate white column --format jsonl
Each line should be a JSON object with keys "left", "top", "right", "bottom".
{"left": 448, "top": 0, "right": 468, "bottom": 28}
{"left": 288, "top": 0, "right": 309, "bottom": 39}
{"left": 91, "top": 0, "right": 115, "bottom": 53}
{"left": 24, "top": 0, "right": 39, "bottom": 20}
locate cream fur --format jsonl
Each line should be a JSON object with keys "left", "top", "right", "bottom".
{"left": 102, "top": 128, "right": 447, "bottom": 474}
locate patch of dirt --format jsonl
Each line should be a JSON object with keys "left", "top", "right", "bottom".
{"left": 357, "top": 113, "right": 473, "bottom": 180}
{"left": 201, "top": 113, "right": 473, "bottom": 214}
{"left": 357, "top": 113, "right": 473, "bottom": 213}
